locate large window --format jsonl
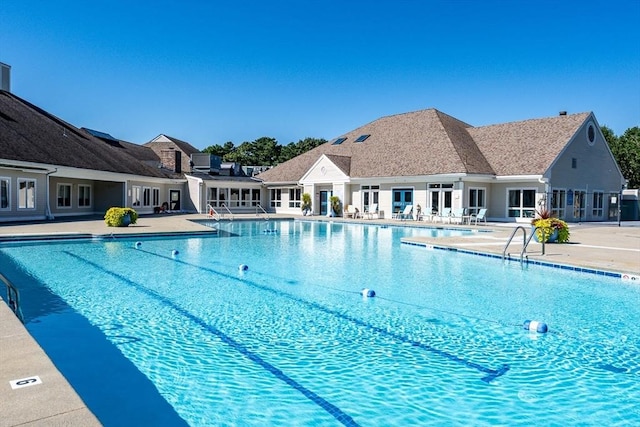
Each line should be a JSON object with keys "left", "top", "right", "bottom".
{"left": 428, "top": 183, "right": 453, "bottom": 214}
{"left": 361, "top": 185, "right": 379, "bottom": 212}
{"left": 468, "top": 188, "right": 486, "bottom": 215}
{"left": 592, "top": 191, "right": 604, "bottom": 217}
{"left": 131, "top": 185, "right": 141, "bottom": 207}
{"left": 507, "top": 189, "right": 536, "bottom": 218}
{"left": 143, "top": 187, "right": 151, "bottom": 207}
{"left": 289, "top": 188, "right": 301, "bottom": 208}
{"left": 270, "top": 189, "right": 282, "bottom": 207}
{"left": 572, "top": 190, "right": 586, "bottom": 220}
{"left": 78, "top": 185, "right": 91, "bottom": 207}
{"left": 0, "top": 178, "right": 9, "bottom": 209}
{"left": 551, "top": 189, "right": 566, "bottom": 219}
{"left": 57, "top": 183, "right": 71, "bottom": 208}
{"left": 208, "top": 187, "right": 260, "bottom": 208}
{"left": 18, "top": 178, "right": 36, "bottom": 209}
{"left": 152, "top": 188, "right": 160, "bottom": 206}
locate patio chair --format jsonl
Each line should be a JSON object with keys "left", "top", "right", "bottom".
{"left": 450, "top": 208, "right": 469, "bottom": 225}
{"left": 364, "top": 203, "right": 378, "bottom": 219}
{"left": 470, "top": 208, "right": 488, "bottom": 225}
{"left": 396, "top": 205, "right": 413, "bottom": 221}
{"left": 437, "top": 208, "right": 451, "bottom": 223}
{"left": 343, "top": 205, "right": 357, "bottom": 219}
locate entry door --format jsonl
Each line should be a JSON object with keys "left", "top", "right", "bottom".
{"left": 169, "top": 190, "right": 181, "bottom": 211}
{"left": 429, "top": 189, "right": 451, "bottom": 214}
{"left": 392, "top": 189, "right": 413, "bottom": 216}
{"left": 319, "top": 191, "right": 331, "bottom": 215}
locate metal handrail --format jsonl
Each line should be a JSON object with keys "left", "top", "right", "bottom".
{"left": 255, "top": 204, "right": 270, "bottom": 220}
{"left": 220, "top": 203, "right": 234, "bottom": 220}
{"left": 206, "top": 203, "right": 220, "bottom": 221}
{"left": 502, "top": 226, "right": 528, "bottom": 263}
{"left": 1, "top": 272, "right": 24, "bottom": 323}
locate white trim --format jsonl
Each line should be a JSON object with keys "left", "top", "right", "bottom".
{"left": 0, "top": 176, "right": 10, "bottom": 210}
{"left": 56, "top": 182, "right": 72, "bottom": 209}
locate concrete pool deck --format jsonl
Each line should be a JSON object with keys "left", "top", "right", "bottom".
{"left": 1, "top": 213, "right": 639, "bottom": 426}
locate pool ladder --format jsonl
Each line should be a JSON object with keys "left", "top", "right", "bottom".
{"left": 502, "top": 226, "right": 544, "bottom": 264}
{"left": 1, "top": 272, "right": 24, "bottom": 323}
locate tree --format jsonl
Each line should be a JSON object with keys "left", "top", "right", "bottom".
{"left": 202, "top": 141, "right": 234, "bottom": 159}
{"left": 604, "top": 126, "right": 640, "bottom": 188}
{"left": 202, "top": 136, "right": 327, "bottom": 166}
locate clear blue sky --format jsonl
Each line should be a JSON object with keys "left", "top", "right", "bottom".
{"left": 1, "top": 1, "right": 639, "bottom": 149}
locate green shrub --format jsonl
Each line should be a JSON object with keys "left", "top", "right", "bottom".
{"left": 104, "top": 207, "right": 138, "bottom": 227}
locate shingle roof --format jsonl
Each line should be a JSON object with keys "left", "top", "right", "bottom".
{"left": 0, "top": 90, "right": 176, "bottom": 178}
{"left": 468, "top": 112, "right": 590, "bottom": 175}
{"left": 257, "top": 108, "right": 590, "bottom": 183}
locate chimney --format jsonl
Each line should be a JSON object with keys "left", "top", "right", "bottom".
{"left": 174, "top": 151, "right": 181, "bottom": 173}
{"left": 0, "top": 62, "right": 10, "bottom": 92}
{"left": 559, "top": 111, "right": 567, "bottom": 116}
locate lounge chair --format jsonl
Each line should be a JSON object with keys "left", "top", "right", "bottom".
{"left": 395, "top": 205, "right": 413, "bottom": 220}
{"left": 450, "top": 208, "right": 469, "bottom": 225}
{"left": 437, "top": 207, "right": 451, "bottom": 223}
{"left": 364, "top": 203, "right": 378, "bottom": 219}
{"left": 470, "top": 208, "right": 487, "bottom": 225}
{"left": 343, "top": 205, "right": 357, "bottom": 219}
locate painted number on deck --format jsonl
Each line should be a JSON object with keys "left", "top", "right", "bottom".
{"left": 10, "top": 376, "right": 42, "bottom": 389}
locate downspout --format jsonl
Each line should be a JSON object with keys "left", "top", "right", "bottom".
{"left": 45, "top": 168, "right": 57, "bottom": 220}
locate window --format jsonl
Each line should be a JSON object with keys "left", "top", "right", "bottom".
{"left": 0, "top": 178, "right": 9, "bottom": 209}
{"left": 571, "top": 158, "right": 577, "bottom": 169}
{"left": 354, "top": 134, "right": 370, "bottom": 143}
{"left": 152, "top": 188, "right": 160, "bottom": 206}
{"left": 468, "top": 188, "right": 486, "bottom": 215}
{"left": 143, "top": 187, "right": 151, "bottom": 207}
{"left": 289, "top": 188, "right": 301, "bottom": 208}
{"left": 508, "top": 189, "right": 536, "bottom": 218}
{"left": 251, "top": 189, "right": 261, "bottom": 207}
{"left": 592, "top": 191, "right": 604, "bottom": 217}
{"left": 241, "top": 189, "right": 251, "bottom": 206}
{"left": 361, "top": 185, "right": 379, "bottom": 212}
{"left": 131, "top": 185, "right": 141, "bottom": 207}
{"left": 331, "top": 137, "right": 347, "bottom": 145}
{"left": 229, "top": 188, "right": 240, "bottom": 207}
{"left": 57, "top": 183, "right": 71, "bottom": 208}
{"left": 572, "top": 190, "right": 586, "bottom": 220}
{"left": 551, "top": 189, "right": 566, "bottom": 218}
{"left": 18, "top": 179, "right": 36, "bottom": 209}
{"left": 270, "top": 189, "right": 282, "bottom": 207}
{"left": 78, "top": 185, "right": 91, "bottom": 207}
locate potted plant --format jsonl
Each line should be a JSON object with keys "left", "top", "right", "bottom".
{"left": 329, "top": 196, "right": 342, "bottom": 217}
{"left": 301, "top": 193, "right": 312, "bottom": 216}
{"left": 104, "top": 207, "right": 139, "bottom": 227}
{"left": 531, "top": 208, "right": 570, "bottom": 243}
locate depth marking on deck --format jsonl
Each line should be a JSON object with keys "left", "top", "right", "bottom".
{"left": 10, "top": 376, "right": 42, "bottom": 389}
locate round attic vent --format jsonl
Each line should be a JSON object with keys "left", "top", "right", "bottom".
{"left": 587, "top": 122, "right": 596, "bottom": 146}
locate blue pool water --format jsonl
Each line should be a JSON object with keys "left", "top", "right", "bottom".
{"left": 1, "top": 220, "right": 639, "bottom": 426}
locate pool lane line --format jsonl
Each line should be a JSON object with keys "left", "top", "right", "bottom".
{"left": 62, "top": 251, "right": 360, "bottom": 427}
{"left": 130, "top": 247, "right": 510, "bottom": 383}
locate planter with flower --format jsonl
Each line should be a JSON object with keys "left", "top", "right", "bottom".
{"left": 104, "top": 207, "right": 139, "bottom": 227}
{"left": 531, "top": 209, "right": 570, "bottom": 243}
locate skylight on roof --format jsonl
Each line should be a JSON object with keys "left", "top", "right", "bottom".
{"left": 332, "top": 137, "right": 347, "bottom": 145}
{"left": 354, "top": 134, "right": 370, "bottom": 143}
{"left": 85, "top": 128, "right": 119, "bottom": 143}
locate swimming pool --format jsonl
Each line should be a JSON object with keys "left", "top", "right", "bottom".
{"left": 1, "top": 220, "right": 638, "bottom": 426}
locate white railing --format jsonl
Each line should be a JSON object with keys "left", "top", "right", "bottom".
{"left": 206, "top": 203, "right": 220, "bottom": 221}
{"left": 255, "top": 204, "right": 270, "bottom": 220}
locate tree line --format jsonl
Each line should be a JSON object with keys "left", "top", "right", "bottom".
{"left": 201, "top": 126, "right": 639, "bottom": 188}
{"left": 603, "top": 126, "right": 639, "bottom": 188}
{"left": 201, "top": 137, "right": 326, "bottom": 166}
